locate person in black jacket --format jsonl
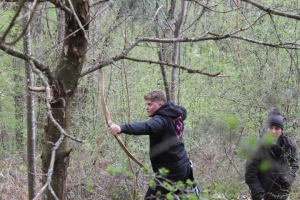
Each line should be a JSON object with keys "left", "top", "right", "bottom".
{"left": 245, "top": 107, "right": 299, "bottom": 200}
{"left": 109, "top": 90, "right": 191, "bottom": 199}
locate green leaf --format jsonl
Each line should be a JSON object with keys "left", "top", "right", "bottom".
{"left": 188, "top": 194, "right": 199, "bottom": 200}
{"left": 203, "top": 189, "right": 209, "bottom": 194}
{"left": 149, "top": 178, "right": 156, "bottom": 188}
{"left": 166, "top": 193, "right": 174, "bottom": 200}
{"left": 163, "top": 181, "right": 175, "bottom": 192}
{"left": 106, "top": 166, "right": 118, "bottom": 175}
{"left": 226, "top": 116, "right": 240, "bottom": 130}
{"left": 262, "top": 132, "right": 276, "bottom": 147}
{"left": 158, "top": 167, "right": 169, "bottom": 176}
{"left": 259, "top": 160, "right": 271, "bottom": 171}
{"left": 86, "top": 180, "right": 94, "bottom": 192}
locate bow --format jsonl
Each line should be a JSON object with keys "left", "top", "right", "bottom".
{"left": 99, "top": 68, "right": 144, "bottom": 168}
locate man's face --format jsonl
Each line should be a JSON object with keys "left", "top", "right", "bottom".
{"left": 267, "top": 125, "right": 282, "bottom": 139}
{"left": 145, "top": 99, "right": 163, "bottom": 117}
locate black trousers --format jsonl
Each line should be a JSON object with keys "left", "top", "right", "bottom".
{"left": 144, "top": 159, "right": 191, "bottom": 200}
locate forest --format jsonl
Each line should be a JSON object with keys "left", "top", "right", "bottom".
{"left": 0, "top": 0, "right": 300, "bottom": 199}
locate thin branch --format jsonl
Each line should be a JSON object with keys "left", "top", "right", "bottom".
{"left": 4, "top": 0, "right": 72, "bottom": 13}
{"left": 0, "top": 43, "right": 55, "bottom": 81}
{"left": 44, "top": 2, "right": 110, "bottom": 56}
{"left": 122, "top": 56, "right": 226, "bottom": 77}
{"left": 48, "top": 0, "right": 72, "bottom": 14}
{"left": 30, "top": 62, "right": 83, "bottom": 143}
{"left": 3, "top": 0, "right": 40, "bottom": 46}
{"left": 122, "top": 31, "right": 209, "bottom": 55}
{"left": 81, "top": 25, "right": 300, "bottom": 77}
{"left": 90, "top": 0, "right": 112, "bottom": 7}
{"left": 30, "top": 61, "right": 82, "bottom": 198}
{"left": 241, "top": 0, "right": 300, "bottom": 20}
{"left": 33, "top": 134, "right": 63, "bottom": 200}
{"left": 1, "top": 0, "right": 26, "bottom": 42}
{"left": 228, "top": 34, "right": 300, "bottom": 49}
{"left": 31, "top": 61, "right": 62, "bottom": 200}
{"left": 191, "top": 0, "right": 239, "bottom": 14}
{"left": 80, "top": 8, "right": 299, "bottom": 78}
{"left": 182, "top": 2, "right": 207, "bottom": 33}
{"left": 66, "top": 0, "right": 90, "bottom": 45}
{"left": 224, "top": 147, "right": 244, "bottom": 180}
{"left": 152, "top": 5, "right": 163, "bottom": 21}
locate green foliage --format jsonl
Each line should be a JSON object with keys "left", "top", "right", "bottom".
{"left": 163, "top": 181, "right": 175, "bottom": 192}
{"left": 158, "top": 167, "right": 170, "bottom": 177}
{"left": 226, "top": 116, "right": 240, "bottom": 130}
{"left": 86, "top": 180, "right": 94, "bottom": 192}
{"left": 149, "top": 178, "right": 157, "bottom": 188}
{"left": 261, "top": 132, "right": 276, "bottom": 147}
{"left": 166, "top": 193, "right": 174, "bottom": 200}
{"left": 106, "top": 165, "right": 134, "bottom": 180}
{"left": 205, "top": 179, "right": 244, "bottom": 199}
{"left": 259, "top": 160, "right": 271, "bottom": 171}
{"left": 0, "top": 4, "right": 21, "bottom": 38}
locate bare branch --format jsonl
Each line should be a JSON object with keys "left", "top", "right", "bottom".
{"left": 30, "top": 62, "right": 83, "bottom": 143}
{"left": 66, "top": 0, "right": 90, "bottom": 45}
{"left": 0, "top": 43, "right": 55, "bottom": 81}
{"left": 190, "top": 0, "right": 239, "bottom": 14}
{"left": 182, "top": 2, "right": 207, "bottom": 33}
{"left": 153, "top": 5, "right": 163, "bottom": 21}
{"left": 122, "top": 56, "right": 227, "bottom": 77}
{"left": 122, "top": 31, "right": 209, "bottom": 55}
{"left": 33, "top": 133, "right": 63, "bottom": 200}
{"left": 28, "top": 86, "right": 47, "bottom": 92}
{"left": 228, "top": 34, "right": 300, "bottom": 49}
{"left": 48, "top": 0, "right": 72, "bottom": 14}
{"left": 80, "top": 57, "right": 119, "bottom": 77}
{"left": 2, "top": 0, "right": 40, "bottom": 45}
{"left": 80, "top": 4, "right": 299, "bottom": 78}
{"left": 81, "top": 28, "right": 300, "bottom": 77}
{"left": 90, "top": 0, "right": 112, "bottom": 7}
{"left": 31, "top": 63, "right": 63, "bottom": 199}
{"left": 5, "top": 0, "right": 72, "bottom": 13}
{"left": 1, "top": 0, "right": 26, "bottom": 43}
{"left": 241, "top": 0, "right": 300, "bottom": 20}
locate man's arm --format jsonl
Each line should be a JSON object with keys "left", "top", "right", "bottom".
{"left": 109, "top": 116, "right": 166, "bottom": 136}
{"left": 245, "top": 158, "right": 266, "bottom": 200}
{"left": 286, "top": 141, "right": 299, "bottom": 184}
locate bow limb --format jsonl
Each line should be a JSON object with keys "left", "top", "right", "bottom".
{"left": 99, "top": 68, "right": 144, "bottom": 168}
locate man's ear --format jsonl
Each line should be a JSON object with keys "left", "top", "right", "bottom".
{"left": 158, "top": 101, "right": 164, "bottom": 107}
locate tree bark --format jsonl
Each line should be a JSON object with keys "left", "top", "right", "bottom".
{"left": 170, "top": 0, "right": 187, "bottom": 102}
{"left": 23, "top": 3, "right": 37, "bottom": 199}
{"left": 12, "top": 54, "right": 25, "bottom": 151}
{"left": 41, "top": 0, "right": 89, "bottom": 198}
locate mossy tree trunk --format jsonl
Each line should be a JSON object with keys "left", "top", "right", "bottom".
{"left": 41, "top": 0, "right": 89, "bottom": 199}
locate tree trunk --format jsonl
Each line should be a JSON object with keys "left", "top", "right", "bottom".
{"left": 155, "top": 1, "right": 170, "bottom": 101}
{"left": 41, "top": 97, "right": 72, "bottom": 199}
{"left": 13, "top": 57, "right": 25, "bottom": 151}
{"left": 170, "top": 0, "right": 187, "bottom": 102}
{"left": 23, "top": 3, "right": 37, "bottom": 199}
{"left": 41, "top": 0, "right": 89, "bottom": 198}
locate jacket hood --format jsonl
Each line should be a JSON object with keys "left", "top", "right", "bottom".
{"left": 154, "top": 102, "right": 186, "bottom": 120}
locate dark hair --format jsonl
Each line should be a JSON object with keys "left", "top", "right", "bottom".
{"left": 144, "top": 90, "right": 167, "bottom": 103}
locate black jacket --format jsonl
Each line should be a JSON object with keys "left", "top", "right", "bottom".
{"left": 245, "top": 133, "right": 299, "bottom": 200}
{"left": 120, "top": 102, "right": 188, "bottom": 168}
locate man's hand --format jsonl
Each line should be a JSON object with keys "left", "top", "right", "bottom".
{"left": 109, "top": 124, "right": 121, "bottom": 136}
{"left": 280, "top": 173, "right": 292, "bottom": 189}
